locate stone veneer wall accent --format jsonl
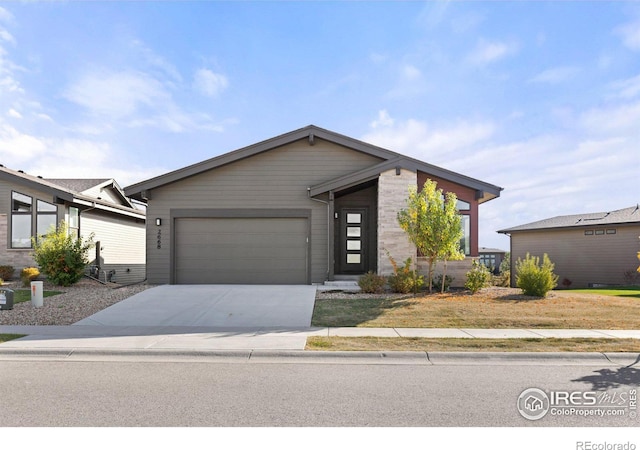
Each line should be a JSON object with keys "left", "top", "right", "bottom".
{"left": 377, "top": 168, "right": 418, "bottom": 275}
{"left": 0, "top": 214, "right": 37, "bottom": 279}
{"left": 418, "top": 257, "right": 474, "bottom": 288}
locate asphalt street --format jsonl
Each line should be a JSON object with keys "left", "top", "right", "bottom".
{"left": 1, "top": 355, "right": 639, "bottom": 427}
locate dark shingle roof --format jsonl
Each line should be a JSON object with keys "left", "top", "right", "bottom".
{"left": 498, "top": 205, "right": 640, "bottom": 233}
{"left": 45, "top": 179, "right": 110, "bottom": 193}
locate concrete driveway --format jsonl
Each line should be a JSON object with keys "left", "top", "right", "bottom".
{"left": 74, "top": 285, "right": 318, "bottom": 329}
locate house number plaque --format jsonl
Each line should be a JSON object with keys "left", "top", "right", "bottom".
{"left": 157, "top": 229, "right": 162, "bottom": 249}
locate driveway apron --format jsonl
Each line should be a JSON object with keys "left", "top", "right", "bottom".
{"left": 74, "top": 285, "right": 318, "bottom": 328}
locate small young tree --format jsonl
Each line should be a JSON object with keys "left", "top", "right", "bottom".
{"left": 32, "top": 221, "right": 95, "bottom": 287}
{"left": 397, "top": 179, "right": 464, "bottom": 293}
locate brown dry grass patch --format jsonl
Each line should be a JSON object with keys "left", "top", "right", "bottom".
{"left": 312, "top": 287, "right": 640, "bottom": 329}
{"left": 305, "top": 337, "right": 640, "bottom": 352}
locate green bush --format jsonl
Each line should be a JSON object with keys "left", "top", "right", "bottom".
{"left": 433, "top": 274, "right": 454, "bottom": 292}
{"left": 492, "top": 270, "right": 511, "bottom": 287}
{"left": 387, "top": 255, "right": 424, "bottom": 294}
{"left": 32, "top": 221, "right": 94, "bottom": 287}
{"left": 21, "top": 267, "right": 40, "bottom": 287}
{"left": 0, "top": 265, "right": 15, "bottom": 281}
{"left": 465, "top": 260, "right": 492, "bottom": 294}
{"left": 358, "top": 271, "right": 387, "bottom": 294}
{"left": 515, "top": 253, "right": 558, "bottom": 297}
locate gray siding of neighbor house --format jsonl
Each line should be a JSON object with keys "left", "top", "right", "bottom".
{"left": 145, "top": 138, "right": 384, "bottom": 285}
{"left": 510, "top": 224, "right": 640, "bottom": 288}
{"left": 81, "top": 211, "right": 146, "bottom": 284}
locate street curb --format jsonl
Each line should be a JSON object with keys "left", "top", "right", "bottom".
{"left": 0, "top": 348, "right": 638, "bottom": 365}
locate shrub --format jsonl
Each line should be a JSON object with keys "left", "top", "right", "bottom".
{"left": 0, "top": 265, "right": 15, "bottom": 281}
{"left": 32, "top": 221, "right": 94, "bottom": 287}
{"left": 21, "top": 267, "right": 40, "bottom": 287}
{"left": 358, "top": 271, "right": 387, "bottom": 294}
{"left": 387, "top": 255, "right": 424, "bottom": 294}
{"left": 492, "top": 270, "right": 510, "bottom": 287}
{"left": 499, "top": 253, "right": 510, "bottom": 274}
{"left": 465, "top": 260, "right": 491, "bottom": 294}
{"left": 432, "top": 274, "right": 454, "bottom": 292}
{"left": 561, "top": 278, "right": 573, "bottom": 289}
{"left": 515, "top": 253, "right": 559, "bottom": 297}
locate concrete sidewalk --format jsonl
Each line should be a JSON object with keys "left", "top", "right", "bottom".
{"left": 1, "top": 325, "right": 639, "bottom": 352}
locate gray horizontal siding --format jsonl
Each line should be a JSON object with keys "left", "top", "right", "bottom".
{"left": 82, "top": 212, "right": 146, "bottom": 284}
{"left": 510, "top": 225, "right": 640, "bottom": 288}
{"left": 146, "top": 139, "right": 384, "bottom": 284}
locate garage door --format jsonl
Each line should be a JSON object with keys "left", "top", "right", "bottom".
{"left": 174, "top": 217, "right": 309, "bottom": 284}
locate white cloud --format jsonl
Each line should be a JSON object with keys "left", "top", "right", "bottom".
{"left": 130, "top": 39, "right": 183, "bottom": 84}
{"left": 0, "top": 123, "right": 47, "bottom": 163}
{"left": 615, "top": 20, "right": 640, "bottom": 51}
{"left": 580, "top": 100, "right": 640, "bottom": 135}
{"left": 0, "top": 7, "right": 14, "bottom": 25}
{"left": 466, "top": 39, "right": 518, "bottom": 65}
{"left": 402, "top": 64, "right": 421, "bottom": 81}
{"left": 369, "top": 52, "right": 387, "bottom": 64}
{"left": 362, "top": 111, "right": 495, "bottom": 162}
{"left": 193, "top": 68, "right": 229, "bottom": 98}
{"left": 63, "top": 70, "right": 169, "bottom": 119}
{"left": 607, "top": 73, "right": 640, "bottom": 99}
{"left": 529, "top": 66, "right": 580, "bottom": 84}
{"left": 369, "top": 110, "right": 394, "bottom": 129}
{"left": 7, "top": 108, "right": 21, "bottom": 119}
{"left": 0, "top": 29, "right": 15, "bottom": 45}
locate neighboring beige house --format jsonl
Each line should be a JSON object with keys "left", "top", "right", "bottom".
{"left": 0, "top": 166, "right": 146, "bottom": 284}
{"left": 498, "top": 205, "right": 640, "bottom": 288}
{"left": 125, "top": 125, "right": 503, "bottom": 286}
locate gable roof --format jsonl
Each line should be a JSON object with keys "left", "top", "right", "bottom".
{"left": 0, "top": 165, "right": 144, "bottom": 219}
{"left": 124, "top": 125, "right": 503, "bottom": 203}
{"left": 45, "top": 178, "right": 110, "bottom": 193}
{"left": 498, "top": 205, "right": 640, "bottom": 234}
{"left": 47, "top": 178, "right": 134, "bottom": 208}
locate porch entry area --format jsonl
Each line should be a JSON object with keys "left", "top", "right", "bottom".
{"left": 333, "top": 183, "right": 377, "bottom": 276}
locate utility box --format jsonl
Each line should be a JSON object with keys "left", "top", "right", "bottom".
{"left": 0, "top": 288, "right": 14, "bottom": 310}
{"left": 31, "top": 281, "right": 43, "bottom": 308}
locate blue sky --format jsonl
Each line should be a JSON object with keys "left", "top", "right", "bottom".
{"left": 0, "top": 1, "right": 638, "bottom": 250}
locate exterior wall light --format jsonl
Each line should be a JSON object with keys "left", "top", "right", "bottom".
{"left": 155, "top": 218, "right": 162, "bottom": 226}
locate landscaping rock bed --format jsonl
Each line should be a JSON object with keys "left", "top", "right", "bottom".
{"left": 0, "top": 278, "right": 153, "bottom": 326}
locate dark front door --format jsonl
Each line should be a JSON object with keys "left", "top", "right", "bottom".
{"left": 337, "top": 207, "right": 368, "bottom": 274}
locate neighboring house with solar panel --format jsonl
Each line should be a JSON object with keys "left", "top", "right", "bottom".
{"left": 498, "top": 205, "right": 640, "bottom": 288}
{"left": 0, "top": 165, "right": 146, "bottom": 284}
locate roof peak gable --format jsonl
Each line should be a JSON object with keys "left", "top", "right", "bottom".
{"left": 124, "top": 125, "right": 503, "bottom": 202}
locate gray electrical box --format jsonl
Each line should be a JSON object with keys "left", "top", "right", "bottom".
{"left": 0, "top": 288, "right": 14, "bottom": 310}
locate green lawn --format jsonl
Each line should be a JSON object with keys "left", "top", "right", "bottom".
{"left": 0, "top": 334, "right": 25, "bottom": 343}
{"left": 11, "top": 289, "right": 63, "bottom": 304}
{"left": 567, "top": 286, "right": 640, "bottom": 299}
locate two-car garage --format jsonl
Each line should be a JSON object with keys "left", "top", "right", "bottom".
{"left": 173, "top": 214, "right": 310, "bottom": 285}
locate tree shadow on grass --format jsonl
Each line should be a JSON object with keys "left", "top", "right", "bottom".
{"left": 571, "top": 355, "right": 640, "bottom": 391}
{"left": 494, "top": 294, "right": 547, "bottom": 303}
{"left": 312, "top": 296, "right": 419, "bottom": 327}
